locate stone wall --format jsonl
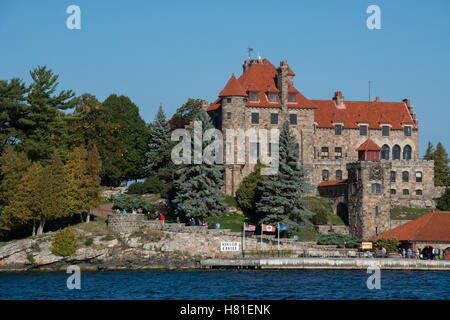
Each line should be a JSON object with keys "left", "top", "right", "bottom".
{"left": 390, "top": 219, "right": 411, "bottom": 229}
{"left": 316, "top": 225, "right": 349, "bottom": 235}
{"left": 107, "top": 214, "right": 145, "bottom": 234}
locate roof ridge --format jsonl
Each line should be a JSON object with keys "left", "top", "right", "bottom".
{"left": 411, "top": 211, "right": 436, "bottom": 240}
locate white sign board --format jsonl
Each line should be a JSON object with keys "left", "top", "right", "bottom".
{"left": 220, "top": 242, "right": 240, "bottom": 252}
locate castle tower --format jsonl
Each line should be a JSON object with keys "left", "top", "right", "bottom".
{"left": 347, "top": 139, "right": 392, "bottom": 242}
{"left": 218, "top": 74, "right": 248, "bottom": 195}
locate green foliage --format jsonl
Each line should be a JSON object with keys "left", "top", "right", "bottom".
{"left": 112, "top": 194, "right": 155, "bottom": 215}
{"left": 0, "top": 78, "right": 30, "bottom": 154}
{"left": 102, "top": 94, "right": 150, "bottom": 181}
{"left": 373, "top": 237, "right": 399, "bottom": 253}
{"left": 236, "top": 160, "right": 266, "bottom": 214}
{"left": 424, "top": 141, "right": 435, "bottom": 160}
{"left": 146, "top": 104, "right": 171, "bottom": 174}
{"left": 437, "top": 188, "right": 450, "bottom": 211}
{"left": 69, "top": 93, "right": 126, "bottom": 186}
{"left": 311, "top": 209, "right": 328, "bottom": 225}
{"left": 85, "top": 238, "right": 93, "bottom": 246}
{"left": 317, "top": 233, "right": 357, "bottom": 248}
{"left": 433, "top": 142, "right": 449, "bottom": 187}
{"left": 172, "top": 110, "right": 227, "bottom": 219}
{"left": 127, "top": 176, "right": 165, "bottom": 195}
{"left": 0, "top": 147, "right": 31, "bottom": 206}
{"left": 127, "top": 182, "right": 146, "bottom": 194}
{"left": 26, "top": 252, "right": 35, "bottom": 264}
{"left": 255, "top": 121, "right": 314, "bottom": 230}
{"left": 291, "top": 228, "right": 319, "bottom": 242}
{"left": 21, "top": 66, "right": 76, "bottom": 163}
{"left": 173, "top": 98, "right": 203, "bottom": 123}
{"left": 223, "top": 195, "right": 239, "bottom": 208}
{"left": 303, "top": 196, "right": 336, "bottom": 225}
{"left": 51, "top": 226, "right": 78, "bottom": 257}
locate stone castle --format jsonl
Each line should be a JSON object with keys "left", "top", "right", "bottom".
{"left": 205, "top": 57, "right": 440, "bottom": 241}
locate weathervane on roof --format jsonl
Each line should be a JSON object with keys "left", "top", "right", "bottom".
{"left": 247, "top": 48, "right": 253, "bottom": 59}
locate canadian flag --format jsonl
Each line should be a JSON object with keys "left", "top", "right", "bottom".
{"left": 262, "top": 224, "right": 276, "bottom": 232}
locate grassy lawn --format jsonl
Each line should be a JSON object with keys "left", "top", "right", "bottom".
{"left": 290, "top": 228, "right": 320, "bottom": 242}
{"left": 75, "top": 217, "right": 113, "bottom": 237}
{"left": 205, "top": 213, "right": 248, "bottom": 232}
{"left": 391, "top": 206, "right": 433, "bottom": 220}
{"left": 302, "top": 196, "right": 345, "bottom": 225}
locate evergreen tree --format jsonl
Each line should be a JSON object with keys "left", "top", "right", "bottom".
{"left": 146, "top": 104, "right": 170, "bottom": 174}
{"left": 236, "top": 159, "right": 267, "bottom": 214}
{"left": 0, "top": 78, "right": 31, "bottom": 154}
{"left": 173, "top": 98, "right": 203, "bottom": 123}
{"left": 255, "top": 121, "right": 314, "bottom": 230}
{"left": 0, "top": 147, "right": 31, "bottom": 206}
{"left": 436, "top": 188, "right": 450, "bottom": 211}
{"left": 433, "top": 142, "right": 450, "bottom": 186}
{"left": 84, "top": 145, "right": 103, "bottom": 222}
{"left": 21, "top": 66, "right": 76, "bottom": 163}
{"left": 69, "top": 93, "right": 126, "bottom": 186}
{"left": 424, "top": 141, "right": 435, "bottom": 160}
{"left": 37, "top": 151, "right": 70, "bottom": 234}
{"left": 2, "top": 162, "right": 43, "bottom": 235}
{"left": 102, "top": 94, "right": 150, "bottom": 181}
{"left": 172, "top": 110, "right": 227, "bottom": 219}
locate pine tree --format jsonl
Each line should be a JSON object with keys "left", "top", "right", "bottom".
{"left": 436, "top": 188, "right": 450, "bottom": 211}
{"left": 433, "top": 142, "right": 450, "bottom": 187}
{"left": 0, "top": 147, "right": 31, "bottom": 206}
{"left": 236, "top": 159, "right": 267, "bottom": 214}
{"left": 21, "top": 66, "right": 76, "bottom": 163}
{"left": 255, "top": 121, "right": 314, "bottom": 230}
{"left": 424, "top": 141, "right": 435, "bottom": 160}
{"left": 0, "top": 78, "right": 31, "bottom": 153}
{"left": 146, "top": 104, "right": 171, "bottom": 174}
{"left": 172, "top": 110, "right": 227, "bottom": 219}
{"left": 2, "top": 162, "right": 43, "bottom": 235}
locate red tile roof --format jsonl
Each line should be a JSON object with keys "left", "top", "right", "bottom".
{"left": 373, "top": 211, "right": 450, "bottom": 242}
{"left": 219, "top": 74, "right": 247, "bottom": 97}
{"left": 318, "top": 179, "right": 348, "bottom": 187}
{"left": 356, "top": 138, "right": 382, "bottom": 151}
{"left": 311, "top": 100, "right": 417, "bottom": 130}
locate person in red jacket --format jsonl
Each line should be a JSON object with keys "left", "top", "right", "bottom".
{"left": 159, "top": 213, "right": 165, "bottom": 224}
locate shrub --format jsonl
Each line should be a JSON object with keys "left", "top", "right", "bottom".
{"left": 127, "top": 182, "right": 146, "bottom": 195}
{"left": 26, "top": 252, "right": 35, "bottom": 264}
{"left": 143, "top": 176, "right": 164, "bottom": 194}
{"left": 317, "top": 233, "right": 357, "bottom": 248}
{"left": 223, "top": 195, "right": 238, "bottom": 208}
{"left": 311, "top": 207, "right": 328, "bottom": 225}
{"left": 236, "top": 160, "right": 266, "bottom": 214}
{"left": 51, "top": 226, "right": 78, "bottom": 257}
{"left": 160, "top": 184, "right": 176, "bottom": 200}
{"left": 112, "top": 194, "right": 155, "bottom": 214}
{"left": 85, "top": 238, "right": 93, "bottom": 246}
{"left": 373, "top": 237, "right": 399, "bottom": 254}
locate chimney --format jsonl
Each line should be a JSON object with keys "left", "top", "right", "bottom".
{"left": 277, "top": 62, "right": 289, "bottom": 110}
{"left": 333, "top": 91, "right": 345, "bottom": 106}
{"left": 375, "top": 96, "right": 380, "bottom": 102}
{"left": 403, "top": 98, "right": 411, "bottom": 108}
{"left": 242, "top": 60, "right": 251, "bottom": 73}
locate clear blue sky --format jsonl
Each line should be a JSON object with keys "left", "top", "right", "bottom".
{"left": 1, "top": 0, "right": 449, "bottom": 156}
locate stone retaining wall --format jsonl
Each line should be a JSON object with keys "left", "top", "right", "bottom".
{"left": 390, "top": 219, "right": 411, "bottom": 229}
{"left": 316, "top": 225, "right": 349, "bottom": 235}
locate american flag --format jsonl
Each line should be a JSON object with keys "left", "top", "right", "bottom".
{"left": 244, "top": 224, "right": 256, "bottom": 231}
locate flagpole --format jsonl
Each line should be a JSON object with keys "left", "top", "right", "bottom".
{"left": 243, "top": 223, "right": 245, "bottom": 257}
{"left": 277, "top": 223, "right": 280, "bottom": 257}
{"left": 261, "top": 223, "right": 263, "bottom": 252}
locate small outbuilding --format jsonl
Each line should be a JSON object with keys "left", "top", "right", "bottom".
{"left": 373, "top": 211, "right": 450, "bottom": 259}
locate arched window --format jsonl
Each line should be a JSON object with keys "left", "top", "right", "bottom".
{"left": 402, "top": 171, "right": 409, "bottom": 182}
{"left": 416, "top": 171, "right": 423, "bottom": 182}
{"left": 336, "top": 170, "right": 343, "bottom": 180}
{"left": 322, "top": 170, "right": 329, "bottom": 181}
{"left": 381, "top": 145, "right": 390, "bottom": 160}
{"left": 403, "top": 145, "right": 412, "bottom": 160}
{"left": 392, "top": 145, "right": 401, "bottom": 160}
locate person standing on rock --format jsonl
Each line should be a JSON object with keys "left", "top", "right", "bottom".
{"left": 177, "top": 216, "right": 180, "bottom": 224}
{"left": 160, "top": 213, "right": 165, "bottom": 224}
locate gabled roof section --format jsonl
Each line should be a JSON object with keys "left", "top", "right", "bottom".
{"left": 219, "top": 74, "right": 247, "bottom": 97}
{"left": 312, "top": 99, "right": 417, "bottom": 130}
{"left": 356, "top": 138, "right": 382, "bottom": 151}
{"left": 318, "top": 179, "right": 348, "bottom": 187}
{"left": 373, "top": 211, "right": 450, "bottom": 242}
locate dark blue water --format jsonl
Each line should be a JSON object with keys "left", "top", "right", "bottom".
{"left": 0, "top": 270, "right": 449, "bottom": 300}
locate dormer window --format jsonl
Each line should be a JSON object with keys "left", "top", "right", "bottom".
{"left": 250, "top": 92, "right": 259, "bottom": 101}
{"left": 289, "top": 93, "right": 296, "bottom": 102}
{"left": 335, "top": 124, "right": 342, "bottom": 135}
{"left": 382, "top": 125, "right": 390, "bottom": 136}
{"left": 269, "top": 93, "right": 277, "bottom": 102}
{"left": 404, "top": 126, "right": 411, "bottom": 136}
